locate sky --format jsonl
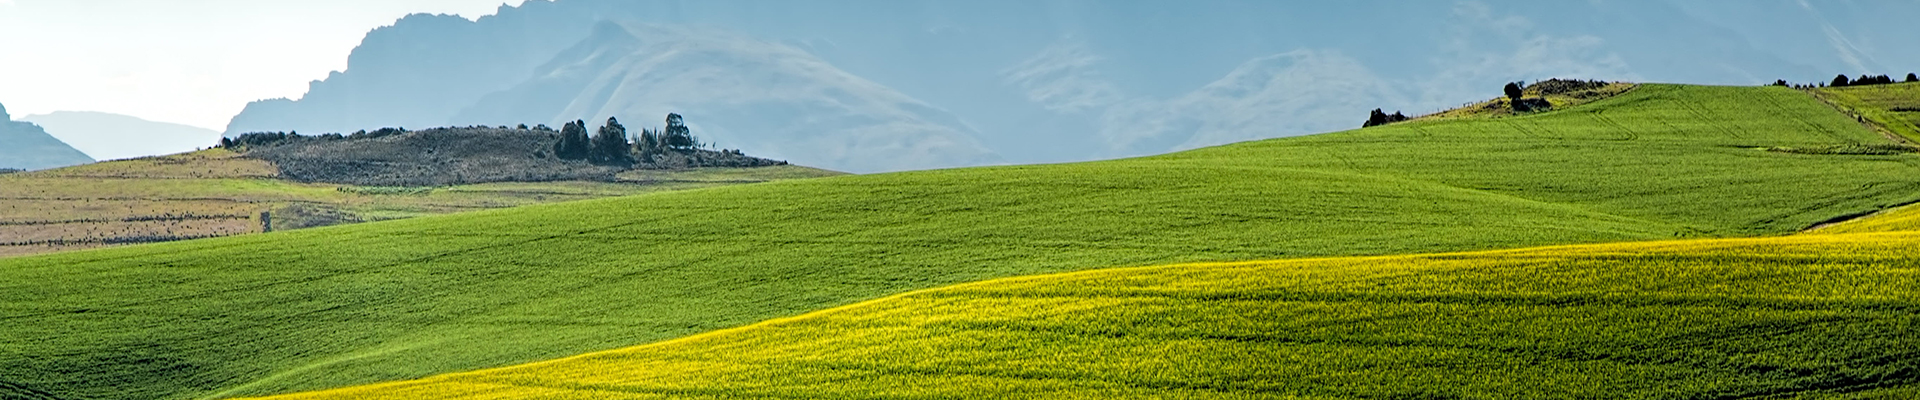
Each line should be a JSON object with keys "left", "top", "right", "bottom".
{"left": 0, "top": 0, "right": 526, "bottom": 130}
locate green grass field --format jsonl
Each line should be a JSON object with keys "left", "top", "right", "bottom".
{"left": 1813, "top": 81, "right": 1920, "bottom": 142}
{"left": 3, "top": 84, "right": 1919, "bottom": 399}
{"left": 245, "top": 229, "right": 1920, "bottom": 400}
{"left": 0, "top": 149, "right": 840, "bottom": 257}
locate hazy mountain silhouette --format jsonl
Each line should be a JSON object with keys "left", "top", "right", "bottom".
{"left": 23, "top": 112, "right": 221, "bottom": 161}
{"left": 452, "top": 22, "right": 997, "bottom": 172}
{"left": 223, "top": 0, "right": 1920, "bottom": 171}
{"left": 0, "top": 102, "right": 94, "bottom": 171}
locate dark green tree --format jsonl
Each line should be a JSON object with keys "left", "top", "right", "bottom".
{"left": 633, "top": 128, "right": 661, "bottom": 158}
{"left": 663, "top": 113, "right": 696, "bottom": 151}
{"left": 553, "top": 120, "right": 590, "bottom": 160}
{"left": 1504, "top": 82, "right": 1524, "bottom": 102}
{"left": 591, "top": 117, "right": 631, "bottom": 164}
{"left": 1908, "top": 73, "right": 1918, "bottom": 83}
{"left": 1831, "top": 74, "right": 1851, "bottom": 88}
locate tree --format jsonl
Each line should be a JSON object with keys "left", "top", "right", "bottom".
{"left": 1362, "top": 108, "right": 1409, "bottom": 128}
{"left": 1908, "top": 73, "right": 1919, "bottom": 83}
{"left": 1364, "top": 109, "right": 1389, "bottom": 128}
{"left": 1832, "top": 74, "right": 1852, "bottom": 88}
{"left": 1772, "top": 79, "right": 1789, "bottom": 87}
{"left": 590, "top": 117, "right": 631, "bottom": 164}
{"left": 662, "top": 113, "right": 697, "bottom": 151}
{"left": 552, "top": 120, "right": 590, "bottom": 160}
{"left": 1503, "top": 82, "right": 1524, "bottom": 102}
{"left": 633, "top": 128, "right": 661, "bottom": 158}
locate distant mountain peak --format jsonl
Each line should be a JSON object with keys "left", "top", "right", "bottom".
{"left": 22, "top": 111, "right": 221, "bottom": 161}
{"left": 0, "top": 102, "right": 95, "bottom": 170}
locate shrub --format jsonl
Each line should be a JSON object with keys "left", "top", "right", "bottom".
{"left": 1362, "top": 109, "right": 1410, "bottom": 128}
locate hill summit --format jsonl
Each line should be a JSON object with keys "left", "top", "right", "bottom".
{"left": 228, "top": 115, "right": 787, "bottom": 187}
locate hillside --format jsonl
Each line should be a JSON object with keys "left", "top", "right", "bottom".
{"left": 1812, "top": 81, "right": 1920, "bottom": 143}
{"left": 246, "top": 228, "right": 1920, "bottom": 399}
{"left": 0, "top": 102, "right": 94, "bottom": 170}
{"left": 0, "top": 149, "right": 838, "bottom": 257}
{"left": 20, "top": 111, "right": 222, "bottom": 161}
{"left": 3, "top": 84, "right": 1918, "bottom": 399}
{"left": 236, "top": 125, "right": 790, "bottom": 187}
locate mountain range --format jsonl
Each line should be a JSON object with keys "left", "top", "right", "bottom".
{"left": 221, "top": 0, "right": 1920, "bottom": 172}
{"left": 0, "top": 102, "right": 94, "bottom": 171}
{"left": 22, "top": 111, "right": 222, "bottom": 161}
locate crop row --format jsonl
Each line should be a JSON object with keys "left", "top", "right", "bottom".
{"left": 0, "top": 213, "right": 254, "bottom": 226}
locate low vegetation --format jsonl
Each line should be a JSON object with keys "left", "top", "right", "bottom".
{"left": 247, "top": 228, "right": 1920, "bottom": 399}
{"left": 3, "top": 84, "right": 1918, "bottom": 400}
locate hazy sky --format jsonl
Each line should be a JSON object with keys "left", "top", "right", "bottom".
{"left": 0, "top": 0, "right": 527, "bottom": 130}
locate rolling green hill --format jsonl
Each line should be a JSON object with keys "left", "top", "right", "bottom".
{"left": 1813, "top": 81, "right": 1920, "bottom": 143}
{"left": 4, "top": 84, "right": 1919, "bottom": 399}
{"left": 245, "top": 228, "right": 1920, "bottom": 400}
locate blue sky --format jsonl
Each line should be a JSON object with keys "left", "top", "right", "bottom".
{"left": 2, "top": 0, "right": 1917, "bottom": 165}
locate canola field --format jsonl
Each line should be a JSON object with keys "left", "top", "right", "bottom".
{"left": 248, "top": 229, "right": 1920, "bottom": 399}
{"left": 4, "top": 84, "right": 1919, "bottom": 399}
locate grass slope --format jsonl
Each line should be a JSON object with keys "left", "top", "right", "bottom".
{"left": 4, "top": 84, "right": 1920, "bottom": 399}
{"left": 246, "top": 230, "right": 1920, "bottom": 400}
{"left": 0, "top": 149, "right": 839, "bottom": 257}
{"left": 1813, "top": 81, "right": 1920, "bottom": 142}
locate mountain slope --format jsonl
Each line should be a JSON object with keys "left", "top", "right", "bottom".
{"left": 0, "top": 102, "right": 94, "bottom": 170}
{"left": 246, "top": 229, "right": 1920, "bottom": 399}
{"left": 223, "top": 5, "right": 598, "bottom": 137}
{"left": 4, "top": 85, "right": 1918, "bottom": 400}
{"left": 22, "top": 111, "right": 220, "bottom": 161}
{"left": 219, "top": 0, "right": 1920, "bottom": 169}
{"left": 451, "top": 22, "right": 999, "bottom": 172}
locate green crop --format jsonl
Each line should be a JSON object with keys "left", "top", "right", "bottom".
{"left": 3, "top": 84, "right": 1918, "bottom": 399}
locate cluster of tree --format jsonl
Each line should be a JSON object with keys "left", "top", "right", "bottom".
{"left": 1503, "top": 81, "right": 1552, "bottom": 113}
{"left": 227, "top": 113, "right": 722, "bottom": 166}
{"left": 1363, "top": 109, "right": 1410, "bottom": 128}
{"left": 1833, "top": 74, "right": 1903, "bottom": 87}
{"left": 1775, "top": 73, "right": 1918, "bottom": 89}
{"left": 552, "top": 113, "right": 708, "bottom": 165}
{"left": 632, "top": 113, "right": 701, "bottom": 157}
